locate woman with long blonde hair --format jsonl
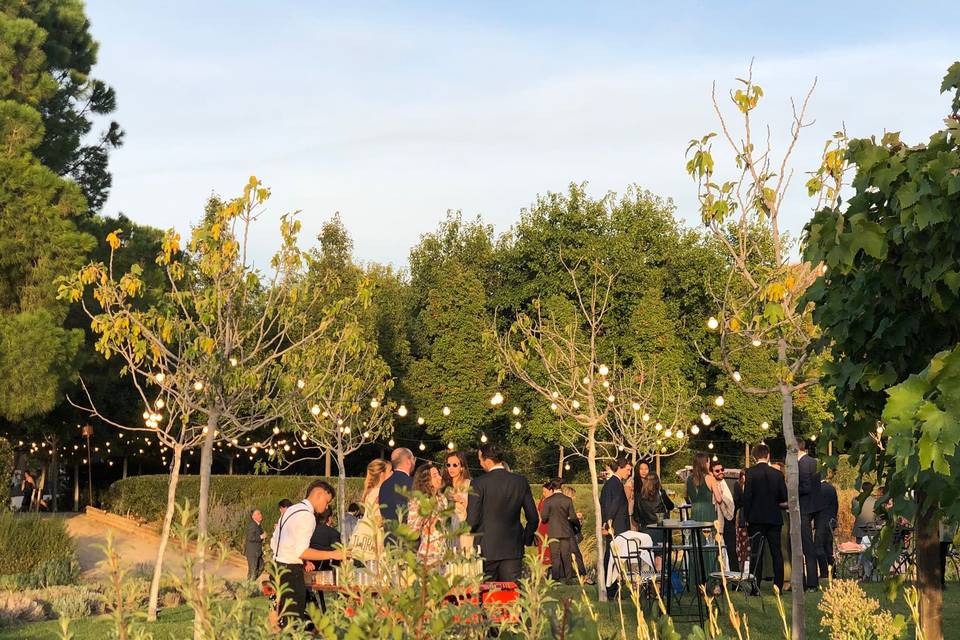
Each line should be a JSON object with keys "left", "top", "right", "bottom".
{"left": 349, "top": 458, "right": 392, "bottom": 563}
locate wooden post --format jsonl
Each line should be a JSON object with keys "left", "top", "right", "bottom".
{"left": 655, "top": 453, "right": 661, "bottom": 476}
{"left": 557, "top": 446, "right": 565, "bottom": 478}
{"left": 828, "top": 440, "right": 833, "bottom": 457}
{"left": 745, "top": 443, "right": 751, "bottom": 468}
{"left": 73, "top": 462, "right": 80, "bottom": 511}
{"left": 325, "top": 450, "right": 332, "bottom": 477}
{"left": 122, "top": 456, "right": 128, "bottom": 479}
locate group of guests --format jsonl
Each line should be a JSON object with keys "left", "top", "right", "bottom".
{"left": 246, "top": 443, "right": 544, "bottom": 626}
{"left": 598, "top": 441, "right": 840, "bottom": 594}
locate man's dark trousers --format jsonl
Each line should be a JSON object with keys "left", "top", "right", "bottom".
{"left": 800, "top": 511, "right": 819, "bottom": 588}
{"left": 484, "top": 557, "right": 522, "bottom": 582}
{"left": 814, "top": 511, "right": 834, "bottom": 576}
{"left": 549, "top": 538, "right": 576, "bottom": 581}
{"left": 277, "top": 563, "right": 307, "bottom": 628}
{"left": 748, "top": 523, "right": 783, "bottom": 591}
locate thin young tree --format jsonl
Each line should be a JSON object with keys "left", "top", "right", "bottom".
{"left": 269, "top": 319, "right": 394, "bottom": 528}
{"left": 58, "top": 177, "right": 357, "bottom": 635}
{"left": 607, "top": 365, "right": 698, "bottom": 466}
{"left": 684, "top": 67, "right": 846, "bottom": 639}
{"left": 494, "top": 259, "right": 616, "bottom": 600}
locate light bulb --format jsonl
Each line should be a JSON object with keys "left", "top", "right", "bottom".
{"left": 142, "top": 411, "right": 151, "bottom": 420}
{"left": 229, "top": 357, "right": 238, "bottom": 367}
{"left": 691, "top": 425, "right": 700, "bottom": 435}
{"left": 193, "top": 381, "right": 204, "bottom": 391}
{"left": 617, "top": 445, "right": 625, "bottom": 452}
{"left": 512, "top": 406, "right": 521, "bottom": 416}
{"left": 370, "top": 398, "right": 379, "bottom": 408}
{"left": 417, "top": 416, "right": 425, "bottom": 425}
{"left": 363, "top": 431, "right": 370, "bottom": 439}
{"left": 273, "top": 426, "right": 280, "bottom": 434}
{"left": 480, "top": 433, "right": 488, "bottom": 443}
{"left": 811, "top": 434, "right": 817, "bottom": 441}
{"left": 732, "top": 371, "right": 742, "bottom": 382}
{"left": 701, "top": 413, "right": 712, "bottom": 426}
{"left": 607, "top": 394, "right": 616, "bottom": 403}
{"left": 154, "top": 372, "right": 165, "bottom": 383}
{"left": 751, "top": 338, "right": 762, "bottom": 347}
{"left": 442, "top": 406, "right": 451, "bottom": 416}
{"left": 707, "top": 316, "right": 719, "bottom": 330}
{"left": 337, "top": 418, "right": 344, "bottom": 426}
{"left": 344, "top": 426, "right": 351, "bottom": 435}
{"left": 761, "top": 421, "right": 769, "bottom": 430}
{"left": 564, "top": 463, "right": 571, "bottom": 471}
{"left": 632, "top": 402, "right": 641, "bottom": 412}
{"left": 655, "top": 423, "right": 663, "bottom": 431}
{"left": 310, "top": 405, "right": 321, "bottom": 416}
{"left": 155, "top": 398, "right": 165, "bottom": 409}
{"left": 714, "top": 396, "right": 725, "bottom": 407}
{"left": 550, "top": 402, "right": 558, "bottom": 412}
{"left": 418, "top": 442, "right": 426, "bottom": 451}
{"left": 572, "top": 400, "right": 581, "bottom": 409}
{"left": 664, "top": 428, "right": 673, "bottom": 438}
{"left": 551, "top": 391, "right": 560, "bottom": 399}
{"left": 202, "top": 426, "right": 209, "bottom": 434}
{"left": 447, "top": 442, "right": 455, "bottom": 451}
{"left": 602, "top": 380, "right": 610, "bottom": 389}
{"left": 514, "top": 421, "right": 522, "bottom": 430}
{"left": 251, "top": 447, "right": 258, "bottom": 454}
{"left": 712, "top": 455, "right": 718, "bottom": 462}
{"left": 297, "top": 379, "right": 305, "bottom": 389}
{"left": 708, "top": 442, "right": 714, "bottom": 450}
{"left": 582, "top": 376, "right": 590, "bottom": 385}
{"left": 283, "top": 444, "right": 290, "bottom": 452}
{"left": 675, "top": 430, "right": 684, "bottom": 439}
{"left": 388, "top": 438, "right": 395, "bottom": 447}
{"left": 642, "top": 413, "right": 650, "bottom": 422}
{"left": 490, "top": 392, "right": 504, "bottom": 406}
{"left": 599, "top": 364, "right": 609, "bottom": 376}
{"left": 397, "top": 404, "right": 408, "bottom": 417}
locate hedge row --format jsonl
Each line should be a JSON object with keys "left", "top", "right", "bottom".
{"left": 0, "top": 514, "right": 76, "bottom": 577}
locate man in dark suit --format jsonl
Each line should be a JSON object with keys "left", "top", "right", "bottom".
{"left": 816, "top": 476, "right": 839, "bottom": 577}
{"left": 244, "top": 509, "right": 265, "bottom": 579}
{"left": 467, "top": 443, "right": 539, "bottom": 582}
{"left": 742, "top": 443, "right": 788, "bottom": 592}
{"left": 539, "top": 479, "right": 578, "bottom": 582}
{"left": 797, "top": 440, "right": 822, "bottom": 590}
{"left": 379, "top": 447, "right": 415, "bottom": 530}
{"left": 600, "top": 457, "right": 632, "bottom": 536}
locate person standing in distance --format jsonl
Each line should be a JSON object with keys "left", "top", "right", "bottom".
{"left": 601, "top": 457, "right": 633, "bottom": 537}
{"left": 273, "top": 480, "right": 345, "bottom": 627}
{"left": 742, "top": 444, "right": 788, "bottom": 593}
{"left": 467, "top": 443, "right": 539, "bottom": 582}
{"left": 816, "top": 474, "right": 839, "bottom": 578}
{"left": 540, "top": 479, "right": 578, "bottom": 582}
{"left": 244, "top": 509, "right": 265, "bottom": 580}
{"left": 797, "top": 439, "right": 823, "bottom": 590}
{"left": 379, "top": 448, "right": 415, "bottom": 528}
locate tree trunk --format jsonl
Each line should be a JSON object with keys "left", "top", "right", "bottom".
{"left": 586, "top": 425, "right": 607, "bottom": 602}
{"left": 745, "top": 443, "right": 750, "bottom": 469}
{"left": 558, "top": 446, "right": 565, "bottom": 478}
{"left": 336, "top": 450, "right": 346, "bottom": 532}
{"left": 36, "top": 464, "right": 47, "bottom": 513}
{"left": 325, "top": 450, "right": 331, "bottom": 477}
{"left": 655, "top": 453, "right": 661, "bottom": 476}
{"left": 915, "top": 496, "right": 943, "bottom": 640}
{"left": 147, "top": 445, "right": 182, "bottom": 622}
{"left": 123, "top": 456, "right": 128, "bottom": 479}
{"left": 779, "top": 365, "right": 805, "bottom": 640}
{"left": 193, "top": 412, "right": 218, "bottom": 640}
{"left": 73, "top": 462, "right": 79, "bottom": 511}
{"left": 228, "top": 456, "right": 234, "bottom": 475}
{"left": 50, "top": 436, "right": 59, "bottom": 512}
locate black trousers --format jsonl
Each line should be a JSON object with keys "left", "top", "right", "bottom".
{"left": 748, "top": 523, "right": 784, "bottom": 591}
{"left": 722, "top": 517, "right": 739, "bottom": 571}
{"left": 549, "top": 538, "right": 576, "bottom": 581}
{"left": 246, "top": 551, "right": 263, "bottom": 580}
{"left": 800, "top": 511, "right": 819, "bottom": 588}
{"left": 483, "top": 557, "right": 522, "bottom": 583}
{"left": 277, "top": 562, "right": 307, "bottom": 627}
{"left": 814, "top": 512, "right": 835, "bottom": 576}
{"left": 571, "top": 539, "right": 587, "bottom": 576}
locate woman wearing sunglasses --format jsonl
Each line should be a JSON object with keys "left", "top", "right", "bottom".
{"left": 442, "top": 451, "right": 474, "bottom": 549}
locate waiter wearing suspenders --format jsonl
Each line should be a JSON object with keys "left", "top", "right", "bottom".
{"left": 271, "top": 479, "right": 345, "bottom": 626}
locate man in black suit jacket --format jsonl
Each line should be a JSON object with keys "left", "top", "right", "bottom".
{"left": 815, "top": 477, "right": 839, "bottom": 576}
{"left": 539, "top": 480, "right": 578, "bottom": 582}
{"left": 600, "top": 457, "right": 632, "bottom": 536}
{"left": 797, "top": 440, "right": 822, "bottom": 589}
{"left": 742, "top": 444, "right": 788, "bottom": 592}
{"left": 379, "top": 447, "right": 415, "bottom": 529}
{"left": 467, "top": 443, "right": 539, "bottom": 582}
{"left": 244, "top": 509, "right": 265, "bottom": 579}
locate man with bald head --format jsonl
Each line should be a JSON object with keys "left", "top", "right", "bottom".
{"left": 379, "top": 447, "right": 415, "bottom": 532}
{"left": 244, "top": 509, "right": 265, "bottom": 579}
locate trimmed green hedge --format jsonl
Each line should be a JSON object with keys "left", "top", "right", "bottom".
{"left": 0, "top": 514, "right": 76, "bottom": 578}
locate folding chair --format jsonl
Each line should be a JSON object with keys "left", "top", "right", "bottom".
{"left": 607, "top": 531, "right": 658, "bottom": 602}
{"left": 709, "top": 532, "right": 765, "bottom": 612}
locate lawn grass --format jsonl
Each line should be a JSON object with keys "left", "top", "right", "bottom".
{"left": 0, "top": 583, "right": 954, "bottom": 639}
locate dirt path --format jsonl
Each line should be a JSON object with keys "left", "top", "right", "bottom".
{"left": 64, "top": 513, "right": 246, "bottom": 582}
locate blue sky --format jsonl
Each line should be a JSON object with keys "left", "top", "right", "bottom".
{"left": 86, "top": 1, "right": 956, "bottom": 268}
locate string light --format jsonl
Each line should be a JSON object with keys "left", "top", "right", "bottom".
{"left": 297, "top": 379, "right": 305, "bottom": 389}
{"left": 732, "top": 371, "right": 742, "bottom": 382}
{"left": 550, "top": 402, "right": 558, "bottom": 412}
{"left": 664, "top": 428, "right": 673, "bottom": 438}
{"left": 155, "top": 399, "right": 165, "bottom": 409}
{"left": 442, "top": 406, "right": 451, "bottom": 416}
{"left": 582, "top": 376, "right": 590, "bottom": 385}
{"left": 761, "top": 421, "right": 769, "bottom": 431}
{"left": 397, "top": 405, "right": 408, "bottom": 418}
{"left": 480, "top": 433, "right": 488, "bottom": 443}
{"left": 712, "top": 455, "right": 718, "bottom": 462}
{"left": 142, "top": 411, "right": 150, "bottom": 420}
{"left": 551, "top": 391, "right": 560, "bottom": 399}
{"left": 751, "top": 338, "right": 762, "bottom": 347}
{"left": 607, "top": 394, "right": 615, "bottom": 403}
{"left": 514, "top": 421, "right": 522, "bottom": 430}
{"left": 417, "top": 416, "right": 425, "bottom": 425}
{"left": 490, "top": 392, "right": 504, "bottom": 406}
{"left": 229, "top": 357, "right": 238, "bottom": 367}
{"left": 700, "top": 412, "right": 712, "bottom": 426}
{"left": 714, "top": 396, "right": 725, "bottom": 407}
{"left": 418, "top": 442, "right": 426, "bottom": 451}
{"left": 598, "top": 364, "right": 609, "bottom": 376}
{"left": 193, "top": 381, "right": 204, "bottom": 391}
{"left": 511, "top": 406, "right": 521, "bottom": 416}
{"left": 631, "top": 402, "right": 641, "bottom": 411}
{"left": 707, "top": 317, "right": 719, "bottom": 330}
{"left": 642, "top": 413, "right": 650, "bottom": 422}
{"left": 564, "top": 463, "right": 570, "bottom": 471}
{"left": 273, "top": 426, "right": 281, "bottom": 434}
{"left": 675, "top": 430, "right": 684, "bottom": 439}
{"left": 691, "top": 425, "right": 700, "bottom": 435}
{"left": 572, "top": 400, "right": 581, "bottom": 409}
{"left": 708, "top": 442, "right": 714, "bottom": 449}
{"left": 447, "top": 442, "right": 455, "bottom": 451}
{"left": 310, "top": 405, "right": 321, "bottom": 416}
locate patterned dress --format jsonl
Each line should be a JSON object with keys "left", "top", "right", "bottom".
{"left": 408, "top": 493, "right": 449, "bottom": 567}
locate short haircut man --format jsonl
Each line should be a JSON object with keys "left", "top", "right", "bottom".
{"left": 479, "top": 442, "right": 505, "bottom": 464}
{"left": 753, "top": 443, "right": 770, "bottom": 460}
{"left": 390, "top": 447, "right": 415, "bottom": 473}
{"left": 305, "top": 479, "right": 335, "bottom": 501}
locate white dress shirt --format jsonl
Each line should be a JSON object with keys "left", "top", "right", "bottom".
{"left": 272, "top": 500, "right": 317, "bottom": 564}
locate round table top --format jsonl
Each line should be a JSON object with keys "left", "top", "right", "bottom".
{"left": 644, "top": 519, "right": 715, "bottom": 531}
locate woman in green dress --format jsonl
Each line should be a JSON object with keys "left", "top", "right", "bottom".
{"left": 686, "top": 452, "right": 725, "bottom": 585}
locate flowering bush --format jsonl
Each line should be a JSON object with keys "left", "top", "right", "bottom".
{"left": 819, "top": 579, "right": 905, "bottom": 640}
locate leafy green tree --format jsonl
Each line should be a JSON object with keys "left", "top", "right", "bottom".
{"left": 0, "top": 10, "right": 93, "bottom": 423}
{"left": 686, "top": 68, "right": 846, "bottom": 638}
{"left": 803, "top": 62, "right": 960, "bottom": 640}
{"left": 2, "top": 0, "right": 123, "bottom": 211}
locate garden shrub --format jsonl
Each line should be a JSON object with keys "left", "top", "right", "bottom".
{"left": 0, "top": 592, "right": 45, "bottom": 628}
{"left": 0, "top": 513, "right": 76, "bottom": 577}
{"left": 36, "top": 584, "right": 103, "bottom": 619}
{"left": 819, "top": 579, "right": 905, "bottom": 640}
{"left": 0, "top": 438, "right": 11, "bottom": 507}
